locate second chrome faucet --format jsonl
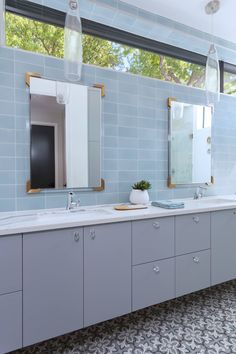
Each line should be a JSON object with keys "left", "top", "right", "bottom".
{"left": 193, "top": 186, "right": 207, "bottom": 200}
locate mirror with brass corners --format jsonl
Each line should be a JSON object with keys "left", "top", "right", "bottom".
{"left": 26, "top": 73, "right": 105, "bottom": 193}
{"left": 167, "top": 98, "right": 213, "bottom": 188}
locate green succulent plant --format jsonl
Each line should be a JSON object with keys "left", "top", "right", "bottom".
{"left": 132, "top": 180, "right": 152, "bottom": 191}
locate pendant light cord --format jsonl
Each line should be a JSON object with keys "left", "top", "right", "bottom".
{"left": 210, "top": 13, "right": 214, "bottom": 44}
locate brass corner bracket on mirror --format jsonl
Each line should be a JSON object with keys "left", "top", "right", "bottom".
{"left": 26, "top": 178, "right": 105, "bottom": 194}
{"left": 167, "top": 176, "right": 176, "bottom": 189}
{"left": 26, "top": 180, "right": 41, "bottom": 194}
{"left": 25, "top": 72, "right": 41, "bottom": 86}
{"left": 93, "top": 178, "right": 105, "bottom": 191}
{"left": 167, "top": 97, "right": 176, "bottom": 108}
{"left": 93, "top": 84, "right": 105, "bottom": 97}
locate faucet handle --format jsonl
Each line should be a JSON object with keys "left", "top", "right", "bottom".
{"left": 74, "top": 198, "right": 80, "bottom": 207}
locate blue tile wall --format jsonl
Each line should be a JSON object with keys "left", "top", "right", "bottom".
{"left": 0, "top": 0, "right": 236, "bottom": 211}
{"left": 0, "top": 45, "right": 236, "bottom": 211}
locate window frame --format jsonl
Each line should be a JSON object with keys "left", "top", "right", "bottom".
{"left": 5, "top": 0, "right": 235, "bottom": 94}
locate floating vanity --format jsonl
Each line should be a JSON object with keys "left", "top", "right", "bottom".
{"left": 1, "top": 196, "right": 236, "bottom": 353}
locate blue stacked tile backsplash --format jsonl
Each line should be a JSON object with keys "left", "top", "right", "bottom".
{"left": 0, "top": 0, "right": 236, "bottom": 211}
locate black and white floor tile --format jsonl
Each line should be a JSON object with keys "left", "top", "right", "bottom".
{"left": 14, "top": 280, "right": 236, "bottom": 354}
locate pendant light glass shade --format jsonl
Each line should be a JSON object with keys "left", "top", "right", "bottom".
{"left": 205, "top": 43, "right": 220, "bottom": 105}
{"left": 0, "top": 0, "right": 5, "bottom": 46}
{"left": 64, "top": 0, "right": 83, "bottom": 82}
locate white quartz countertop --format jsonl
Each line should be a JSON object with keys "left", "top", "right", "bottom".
{"left": 1, "top": 195, "right": 236, "bottom": 236}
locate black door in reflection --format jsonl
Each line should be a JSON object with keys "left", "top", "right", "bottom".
{"left": 31, "top": 125, "right": 55, "bottom": 189}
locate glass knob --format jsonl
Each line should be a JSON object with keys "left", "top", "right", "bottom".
{"left": 90, "top": 229, "right": 96, "bottom": 240}
{"left": 193, "top": 216, "right": 200, "bottom": 223}
{"left": 193, "top": 256, "right": 200, "bottom": 263}
{"left": 74, "top": 231, "right": 80, "bottom": 242}
{"left": 153, "top": 266, "right": 160, "bottom": 273}
{"left": 153, "top": 222, "right": 160, "bottom": 229}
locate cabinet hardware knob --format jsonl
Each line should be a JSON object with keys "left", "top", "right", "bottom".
{"left": 193, "top": 216, "right": 200, "bottom": 223}
{"left": 233, "top": 211, "right": 236, "bottom": 215}
{"left": 153, "top": 222, "right": 160, "bottom": 229}
{"left": 153, "top": 266, "right": 160, "bottom": 273}
{"left": 193, "top": 256, "right": 200, "bottom": 263}
{"left": 74, "top": 232, "right": 80, "bottom": 242}
{"left": 90, "top": 229, "right": 96, "bottom": 240}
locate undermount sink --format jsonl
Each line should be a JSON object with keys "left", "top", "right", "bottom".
{"left": 0, "top": 214, "right": 39, "bottom": 226}
{"left": 192, "top": 198, "right": 236, "bottom": 205}
{"left": 0, "top": 208, "right": 112, "bottom": 226}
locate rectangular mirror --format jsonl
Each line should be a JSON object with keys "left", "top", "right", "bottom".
{"left": 168, "top": 99, "right": 212, "bottom": 186}
{"left": 29, "top": 77, "right": 101, "bottom": 190}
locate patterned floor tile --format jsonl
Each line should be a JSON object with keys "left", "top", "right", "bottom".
{"left": 13, "top": 280, "right": 236, "bottom": 354}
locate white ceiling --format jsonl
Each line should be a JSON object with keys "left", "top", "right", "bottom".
{"left": 123, "top": 0, "right": 236, "bottom": 44}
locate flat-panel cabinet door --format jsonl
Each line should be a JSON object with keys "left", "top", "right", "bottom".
{"left": 132, "top": 258, "right": 175, "bottom": 311}
{"left": 211, "top": 210, "right": 236, "bottom": 285}
{"left": 23, "top": 228, "right": 83, "bottom": 347}
{"left": 176, "top": 250, "right": 210, "bottom": 297}
{"left": 0, "top": 235, "right": 22, "bottom": 295}
{"left": 0, "top": 292, "right": 22, "bottom": 354}
{"left": 84, "top": 222, "right": 131, "bottom": 327}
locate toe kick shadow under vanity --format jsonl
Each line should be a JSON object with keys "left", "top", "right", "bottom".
{"left": 1, "top": 205, "right": 236, "bottom": 354}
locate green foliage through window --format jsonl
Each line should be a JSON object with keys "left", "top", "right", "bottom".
{"left": 224, "top": 71, "right": 236, "bottom": 96}
{"left": 6, "top": 12, "right": 206, "bottom": 88}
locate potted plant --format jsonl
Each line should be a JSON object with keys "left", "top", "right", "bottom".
{"left": 129, "top": 180, "right": 151, "bottom": 205}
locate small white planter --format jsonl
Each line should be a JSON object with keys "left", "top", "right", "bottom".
{"left": 129, "top": 189, "right": 150, "bottom": 205}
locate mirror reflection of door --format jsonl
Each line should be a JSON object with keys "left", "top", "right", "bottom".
{"left": 31, "top": 124, "right": 55, "bottom": 189}
{"left": 30, "top": 95, "right": 66, "bottom": 189}
{"left": 29, "top": 78, "right": 102, "bottom": 189}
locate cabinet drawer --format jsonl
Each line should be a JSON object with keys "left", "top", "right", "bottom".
{"left": 0, "top": 292, "right": 22, "bottom": 354}
{"left": 132, "top": 217, "right": 174, "bottom": 265}
{"left": 132, "top": 258, "right": 175, "bottom": 311}
{"left": 176, "top": 250, "right": 210, "bottom": 297}
{"left": 0, "top": 235, "right": 22, "bottom": 295}
{"left": 175, "top": 213, "right": 210, "bottom": 255}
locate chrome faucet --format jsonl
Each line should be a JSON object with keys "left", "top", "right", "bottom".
{"left": 67, "top": 192, "right": 80, "bottom": 210}
{"left": 193, "top": 186, "right": 207, "bottom": 200}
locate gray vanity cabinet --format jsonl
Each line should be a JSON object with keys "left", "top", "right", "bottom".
{"left": 175, "top": 213, "right": 210, "bottom": 255}
{"left": 132, "top": 258, "right": 175, "bottom": 311}
{"left": 211, "top": 210, "right": 236, "bottom": 285}
{"left": 84, "top": 222, "right": 131, "bottom": 327}
{"left": 23, "top": 228, "right": 83, "bottom": 347}
{"left": 0, "top": 235, "right": 22, "bottom": 354}
{"left": 176, "top": 250, "right": 210, "bottom": 297}
{"left": 132, "top": 217, "right": 174, "bottom": 265}
{"left": 0, "top": 292, "right": 22, "bottom": 354}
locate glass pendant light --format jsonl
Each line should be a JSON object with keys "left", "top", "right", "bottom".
{"left": 64, "top": 0, "right": 83, "bottom": 82}
{"left": 205, "top": 43, "right": 220, "bottom": 105}
{"left": 0, "top": 0, "right": 5, "bottom": 46}
{"left": 205, "top": 0, "right": 220, "bottom": 106}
